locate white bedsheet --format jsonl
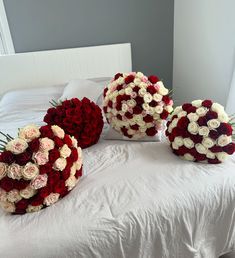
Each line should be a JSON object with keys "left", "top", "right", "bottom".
{"left": 0, "top": 89, "right": 235, "bottom": 258}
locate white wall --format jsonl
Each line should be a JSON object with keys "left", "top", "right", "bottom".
{"left": 173, "top": 0, "right": 235, "bottom": 106}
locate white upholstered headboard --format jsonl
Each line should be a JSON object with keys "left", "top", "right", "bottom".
{"left": 0, "top": 43, "right": 132, "bottom": 96}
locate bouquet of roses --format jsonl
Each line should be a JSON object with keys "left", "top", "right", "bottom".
{"left": 166, "top": 99, "right": 235, "bottom": 163}
{"left": 0, "top": 124, "right": 82, "bottom": 214}
{"left": 44, "top": 97, "right": 104, "bottom": 149}
{"left": 103, "top": 72, "right": 173, "bottom": 139}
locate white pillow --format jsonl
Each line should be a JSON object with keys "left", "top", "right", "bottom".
{"left": 59, "top": 78, "right": 111, "bottom": 103}
{"left": 104, "top": 126, "right": 165, "bottom": 142}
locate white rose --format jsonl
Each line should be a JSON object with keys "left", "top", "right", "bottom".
{"left": 125, "top": 87, "right": 132, "bottom": 95}
{"left": 65, "top": 175, "right": 77, "bottom": 191}
{"left": 7, "top": 189, "right": 22, "bottom": 203}
{"left": 31, "top": 174, "right": 48, "bottom": 189}
{"left": 184, "top": 153, "right": 195, "bottom": 161}
{"left": 174, "top": 137, "right": 184, "bottom": 147}
{"left": 211, "top": 103, "right": 224, "bottom": 114}
{"left": 127, "top": 129, "right": 135, "bottom": 135}
{"left": 217, "top": 135, "right": 232, "bottom": 147}
{"left": 139, "top": 88, "right": 147, "bottom": 97}
{"left": 44, "top": 193, "right": 60, "bottom": 206}
{"left": 187, "top": 113, "right": 199, "bottom": 122}
{"left": 127, "top": 99, "right": 136, "bottom": 108}
{"left": 121, "top": 103, "right": 128, "bottom": 112}
{"left": 147, "top": 107, "right": 155, "bottom": 115}
{"left": 157, "top": 81, "right": 169, "bottom": 95}
{"left": 134, "top": 78, "right": 141, "bottom": 85}
{"left": 142, "top": 103, "right": 150, "bottom": 111}
{"left": 60, "top": 144, "right": 72, "bottom": 158}
{"left": 18, "top": 124, "right": 40, "bottom": 142}
{"left": 216, "top": 152, "right": 228, "bottom": 162}
{"left": 196, "top": 107, "right": 208, "bottom": 117}
{"left": 198, "top": 126, "right": 210, "bottom": 137}
{"left": 0, "top": 162, "right": 7, "bottom": 180}
{"left": 22, "top": 162, "right": 39, "bottom": 180}
{"left": 188, "top": 122, "right": 199, "bottom": 135}
{"left": 7, "top": 163, "right": 22, "bottom": 180}
{"left": 119, "top": 89, "right": 125, "bottom": 95}
{"left": 165, "top": 105, "right": 173, "bottom": 113}
{"left": 172, "top": 142, "right": 179, "bottom": 150}
{"left": 172, "top": 106, "right": 182, "bottom": 116}
{"left": 178, "top": 111, "right": 187, "bottom": 118}
{"left": 195, "top": 143, "right": 207, "bottom": 154}
{"left": 26, "top": 205, "right": 43, "bottom": 213}
{"left": 191, "top": 100, "right": 202, "bottom": 108}
{"left": 153, "top": 93, "right": 162, "bottom": 102}
{"left": 0, "top": 201, "right": 15, "bottom": 213}
{"left": 33, "top": 151, "right": 49, "bottom": 166}
{"left": 206, "top": 151, "right": 216, "bottom": 159}
{"left": 139, "top": 82, "right": 148, "bottom": 88}
{"left": 218, "top": 112, "right": 229, "bottom": 123}
{"left": 153, "top": 113, "right": 160, "bottom": 120}
{"left": 136, "top": 72, "right": 144, "bottom": 78}
{"left": 183, "top": 138, "right": 194, "bottom": 149}
{"left": 143, "top": 93, "right": 153, "bottom": 103}
{"left": 155, "top": 106, "right": 163, "bottom": 114}
{"left": 207, "top": 119, "right": 220, "bottom": 129}
{"left": 20, "top": 186, "right": 36, "bottom": 199}
{"left": 39, "top": 137, "right": 55, "bottom": 152}
{"left": 6, "top": 138, "right": 28, "bottom": 155}
{"left": 171, "top": 118, "right": 179, "bottom": 128}
{"left": 139, "top": 127, "right": 146, "bottom": 133}
{"left": 117, "top": 77, "right": 124, "bottom": 84}
{"left": 51, "top": 125, "right": 65, "bottom": 139}
{"left": 71, "top": 136, "right": 78, "bottom": 148}
{"left": 53, "top": 157, "right": 67, "bottom": 171}
{"left": 202, "top": 137, "right": 214, "bottom": 148}
{"left": 0, "top": 188, "right": 7, "bottom": 202}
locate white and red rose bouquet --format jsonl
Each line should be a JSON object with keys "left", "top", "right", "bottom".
{"left": 44, "top": 97, "right": 104, "bottom": 149}
{"left": 103, "top": 72, "right": 173, "bottom": 139}
{"left": 166, "top": 99, "right": 235, "bottom": 163}
{"left": 0, "top": 124, "right": 82, "bottom": 214}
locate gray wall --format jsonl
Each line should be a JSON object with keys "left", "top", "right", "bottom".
{"left": 4, "top": 0, "right": 174, "bottom": 88}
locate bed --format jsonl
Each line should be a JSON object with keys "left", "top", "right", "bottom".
{"left": 0, "top": 43, "right": 235, "bottom": 258}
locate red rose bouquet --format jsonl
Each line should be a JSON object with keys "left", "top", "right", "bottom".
{"left": 0, "top": 124, "right": 82, "bottom": 214}
{"left": 44, "top": 97, "right": 104, "bottom": 149}
{"left": 166, "top": 99, "right": 235, "bottom": 163}
{"left": 102, "top": 72, "right": 173, "bottom": 139}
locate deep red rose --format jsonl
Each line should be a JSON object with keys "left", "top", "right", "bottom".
{"left": 186, "top": 106, "right": 197, "bottom": 114}
{"left": 38, "top": 186, "right": 50, "bottom": 198}
{"left": 148, "top": 75, "right": 159, "bottom": 84}
{"left": 75, "top": 168, "right": 83, "bottom": 178}
{"left": 40, "top": 125, "right": 54, "bottom": 138}
{"left": 149, "top": 100, "right": 158, "bottom": 107}
{"left": 62, "top": 167, "right": 71, "bottom": 180}
{"left": 15, "top": 151, "right": 32, "bottom": 166}
{"left": 16, "top": 199, "right": 29, "bottom": 210}
{"left": 177, "top": 117, "right": 190, "bottom": 130}
{"left": 130, "top": 124, "right": 139, "bottom": 130}
{"left": 28, "top": 138, "right": 40, "bottom": 153}
{"left": 14, "top": 179, "right": 28, "bottom": 191}
{"left": 39, "top": 163, "right": 52, "bottom": 174}
{"left": 206, "top": 111, "right": 218, "bottom": 120}
{"left": 143, "top": 115, "right": 153, "bottom": 123}
{"left": 198, "top": 117, "right": 208, "bottom": 126}
{"left": 147, "top": 85, "right": 157, "bottom": 95}
{"left": 66, "top": 157, "right": 74, "bottom": 169}
{"left": 108, "top": 100, "right": 113, "bottom": 108}
{"left": 48, "top": 171, "right": 60, "bottom": 188}
{"left": 125, "top": 75, "right": 135, "bottom": 84}
{"left": 54, "top": 180, "right": 66, "bottom": 194}
{"left": 172, "top": 127, "right": 184, "bottom": 137}
{"left": 194, "top": 153, "right": 206, "bottom": 161}
{"left": 116, "top": 85, "right": 123, "bottom": 91}
{"left": 122, "top": 94, "right": 131, "bottom": 101}
{"left": 218, "top": 123, "right": 233, "bottom": 136}
{"left": 64, "top": 135, "right": 73, "bottom": 147}
{"left": 133, "top": 106, "right": 142, "bottom": 115}
{"left": 210, "top": 145, "right": 223, "bottom": 153}
{"left": 135, "top": 96, "right": 144, "bottom": 105}
{"left": 125, "top": 112, "right": 133, "bottom": 119}
{"left": 71, "top": 148, "right": 78, "bottom": 162}
{"left": 133, "top": 86, "right": 140, "bottom": 93}
{"left": 208, "top": 158, "right": 221, "bottom": 164}
{"left": 182, "top": 103, "right": 192, "bottom": 111}
{"left": 160, "top": 110, "right": 169, "bottom": 119}
{"left": 30, "top": 195, "right": 44, "bottom": 206}
{"left": 178, "top": 146, "right": 188, "bottom": 156}
{"left": 223, "top": 143, "right": 235, "bottom": 155}
{"left": 0, "top": 151, "right": 15, "bottom": 164}
{"left": 209, "top": 130, "right": 219, "bottom": 140}
{"left": 190, "top": 134, "right": 203, "bottom": 144}
{"left": 103, "top": 106, "right": 108, "bottom": 113}
{"left": 0, "top": 177, "right": 14, "bottom": 191}
{"left": 49, "top": 149, "right": 60, "bottom": 163}
{"left": 202, "top": 100, "right": 213, "bottom": 108}
{"left": 114, "top": 73, "right": 123, "bottom": 80}
{"left": 162, "top": 95, "right": 171, "bottom": 105}
{"left": 146, "top": 127, "right": 157, "bottom": 136}
{"left": 168, "top": 134, "right": 175, "bottom": 142}
{"left": 103, "top": 87, "right": 108, "bottom": 97}
{"left": 117, "top": 114, "right": 122, "bottom": 120}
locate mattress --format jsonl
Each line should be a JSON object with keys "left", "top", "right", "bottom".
{"left": 0, "top": 87, "right": 235, "bottom": 258}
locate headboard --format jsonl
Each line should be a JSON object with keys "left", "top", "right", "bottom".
{"left": 0, "top": 43, "right": 132, "bottom": 96}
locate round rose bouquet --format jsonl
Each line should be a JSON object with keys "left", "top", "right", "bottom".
{"left": 44, "top": 97, "right": 104, "bottom": 149}
{"left": 0, "top": 124, "right": 83, "bottom": 214}
{"left": 166, "top": 99, "right": 235, "bottom": 163}
{"left": 102, "top": 72, "right": 173, "bottom": 139}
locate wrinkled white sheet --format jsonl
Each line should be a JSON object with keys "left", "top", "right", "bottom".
{"left": 0, "top": 88, "right": 235, "bottom": 258}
